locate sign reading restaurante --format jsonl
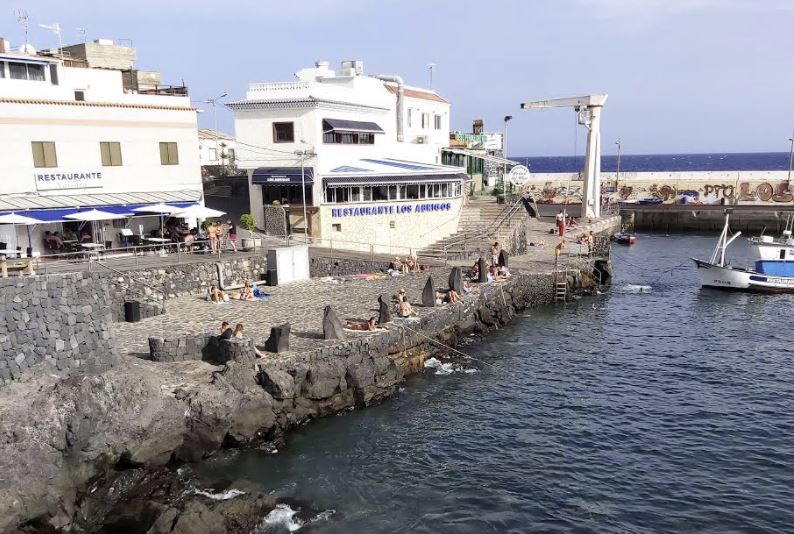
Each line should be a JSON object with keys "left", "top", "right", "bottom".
{"left": 35, "top": 171, "right": 104, "bottom": 191}
{"left": 331, "top": 202, "right": 453, "bottom": 218}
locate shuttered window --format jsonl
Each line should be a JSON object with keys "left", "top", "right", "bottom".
{"left": 31, "top": 141, "right": 57, "bottom": 168}
{"left": 159, "top": 142, "right": 179, "bottom": 165}
{"left": 100, "top": 142, "right": 122, "bottom": 166}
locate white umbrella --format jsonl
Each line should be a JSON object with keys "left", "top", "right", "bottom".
{"left": 132, "top": 204, "right": 180, "bottom": 238}
{"left": 65, "top": 209, "right": 130, "bottom": 246}
{"left": 131, "top": 203, "right": 180, "bottom": 214}
{"left": 65, "top": 209, "right": 130, "bottom": 221}
{"left": 0, "top": 213, "right": 44, "bottom": 225}
{"left": 0, "top": 212, "right": 44, "bottom": 254}
{"left": 172, "top": 204, "right": 226, "bottom": 219}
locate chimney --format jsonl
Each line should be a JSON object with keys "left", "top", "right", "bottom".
{"left": 473, "top": 119, "right": 484, "bottom": 135}
{"left": 0, "top": 38, "right": 9, "bottom": 53}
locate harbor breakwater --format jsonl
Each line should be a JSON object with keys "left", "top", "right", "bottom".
{"left": 0, "top": 261, "right": 606, "bottom": 533}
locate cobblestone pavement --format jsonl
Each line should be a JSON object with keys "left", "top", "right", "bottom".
{"left": 113, "top": 270, "right": 457, "bottom": 358}
{"left": 113, "top": 216, "right": 620, "bottom": 358}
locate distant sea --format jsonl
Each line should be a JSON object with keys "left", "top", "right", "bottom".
{"left": 514, "top": 152, "right": 792, "bottom": 173}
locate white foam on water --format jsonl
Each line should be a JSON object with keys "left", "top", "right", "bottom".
{"left": 259, "top": 504, "right": 303, "bottom": 532}
{"left": 620, "top": 284, "right": 652, "bottom": 293}
{"left": 193, "top": 488, "right": 246, "bottom": 501}
{"left": 424, "top": 357, "right": 477, "bottom": 375}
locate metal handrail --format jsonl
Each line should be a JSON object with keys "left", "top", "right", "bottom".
{"left": 441, "top": 197, "right": 527, "bottom": 251}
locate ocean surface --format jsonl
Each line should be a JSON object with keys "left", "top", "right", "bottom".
{"left": 196, "top": 235, "right": 794, "bottom": 533}
{"left": 514, "top": 152, "right": 792, "bottom": 173}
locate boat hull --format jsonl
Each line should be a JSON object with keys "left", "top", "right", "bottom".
{"left": 692, "top": 259, "right": 794, "bottom": 293}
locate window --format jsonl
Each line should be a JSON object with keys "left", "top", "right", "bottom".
{"left": 9, "top": 62, "right": 45, "bottom": 81}
{"left": 227, "top": 148, "right": 236, "bottom": 162}
{"left": 74, "top": 90, "right": 85, "bottom": 101}
{"left": 159, "top": 142, "right": 179, "bottom": 165}
{"left": 0, "top": 62, "right": 4, "bottom": 78}
{"left": 323, "top": 131, "right": 375, "bottom": 144}
{"left": 421, "top": 113, "right": 426, "bottom": 129}
{"left": 273, "top": 122, "right": 295, "bottom": 143}
{"left": 100, "top": 142, "right": 122, "bottom": 166}
{"left": 332, "top": 223, "right": 342, "bottom": 232}
{"left": 434, "top": 115, "right": 442, "bottom": 130}
{"left": 31, "top": 141, "right": 57, "bottom": 168}
{"left": 49, "top": 64, "right": 58, "bottom": 85}
{"left": 208, "top": 148, "right": 218, "bottom": 161}
{"left": 407, "top": 109, "right": 412, "bottom": 128}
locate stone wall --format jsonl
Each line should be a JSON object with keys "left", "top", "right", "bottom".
{"left": 308, "top": 254, "right": 390, "bottom": 278}
{"left": 0, "top": 273, "right": 116, "bottom": 387}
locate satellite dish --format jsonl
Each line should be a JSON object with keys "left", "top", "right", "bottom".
{"left": 19, "top": 43, "right": 37, "bottom": 55}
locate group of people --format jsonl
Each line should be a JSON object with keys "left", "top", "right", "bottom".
{"left": 468, "top": 242, "right": 510, "bottom": 282}
{"left": 208, "top": 280, "right": 262, "bottom": 303}
{"left": 159, "top": 218, "right": 237, "bottom": 253}
{"left": 389, "top": 256, "right": 430, "bottom": 275}
{"left": 43, "top": 228, "right": 92, "bottom": 251}
{"left": 217, "top": 321, "right": 265, "bottom": 358}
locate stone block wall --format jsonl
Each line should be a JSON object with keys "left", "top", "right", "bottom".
{"left": 308, "top": 255, "right": 390, "bottom": 278}
{"left": 0, "top": 273, "right": 116, "bottom": 387}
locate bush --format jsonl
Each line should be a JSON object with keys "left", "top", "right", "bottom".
{"left": 240, "top": 213, "right": 256, "bottom": 232}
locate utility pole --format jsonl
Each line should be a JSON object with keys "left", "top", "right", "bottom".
{"left": 203, "top": 92, "right": 227, "bottom": 170}
{"left": 295, "top": 147, "right": 316, "bottom": 243}
{"left": 786, "top": 134, "right": 794, "bottom": 185}
{"left": 615, "top": 138, "right": 622, "bottom": 192}
{"left": 503, "top": 115, "right": 513, "bottom": 190}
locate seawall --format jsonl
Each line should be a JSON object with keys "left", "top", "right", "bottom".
{"left": 0, "top": 263, "right": 602, "bottom": 532}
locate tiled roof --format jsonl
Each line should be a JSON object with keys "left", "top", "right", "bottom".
{"left": 0, "top": 97, "right": 195, "bottom": 112}
{"left": 385, "top": 85, "right": 449, "bottom": 104}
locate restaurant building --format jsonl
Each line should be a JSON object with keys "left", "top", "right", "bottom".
{"left": 228, "top": 60, "right": 467, "bottom": 254}
{"left": 0, "top": 37, "right": 202, "bottom": 255}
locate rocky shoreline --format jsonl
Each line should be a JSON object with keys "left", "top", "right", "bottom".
{"left": 1, "top": 265, "right": 606, "bottom": 533}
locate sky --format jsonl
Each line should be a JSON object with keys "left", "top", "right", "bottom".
{"left": 3, "top": 0, "right": 794, "bottom": 156}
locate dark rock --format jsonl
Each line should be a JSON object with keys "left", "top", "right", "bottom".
{"left": 448, "top": 267, "right": 463, "bottom": 293}
{"left": 478, "top": 257, "right": 488, "bottom": 283}
{"left": 377, "top": 295, "right": 392, "bottom": 324}
{"left": 322, "top": 306, "right": 345, "bottom": 340}
{"left": 498, "top": 249, "right": 509, "bottom": 268}
{"left": 264, "top": 323, "right": 290, "bottom": 353}
{"left": 421, "top": 277, "right": 435, "bottom": 307}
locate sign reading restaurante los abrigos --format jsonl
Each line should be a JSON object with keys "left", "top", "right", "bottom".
{"left": 331, "top": 202, "right": 453, "bottom": 218}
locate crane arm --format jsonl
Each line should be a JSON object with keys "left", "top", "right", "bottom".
{"left": 520, "top": 94, "right": 608, "bottom": 110}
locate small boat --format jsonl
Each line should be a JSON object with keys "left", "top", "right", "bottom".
{"left": 692, "top": 211, "right": 794, "bottom": 293}
{"left": 637, "top": 197, "right": 663, "bottom": 205}
{"left": 612, "top": 232, "right": 636, "bottom": 245}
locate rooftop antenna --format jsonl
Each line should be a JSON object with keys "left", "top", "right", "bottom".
{"left": 15, "top": 9, "right": 29, "bottom": 45}
{"left": 77, "top": 27, "right": 87, "bottom": 43}
{"left": 39, "top": 22, "right": 64, "bottom": 57}
{"left": 427, "top": 63, "right": 436, "bottom": 89}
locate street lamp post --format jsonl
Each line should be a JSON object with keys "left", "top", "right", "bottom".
{"left": 295, "top": 147, "right": 316, "bottom": 243}
{"left": 615, "top": 138, "right": 622, "bottom": 192}
{"left": 203, "top": 92, "right": 228, "bottom": 169}
{"left": 503, "top": 115, "right": 513, "bottom": 191}
{"left": 786, "top": 135, "right": 794, "bottom": 184}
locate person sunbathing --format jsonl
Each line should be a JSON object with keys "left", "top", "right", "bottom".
{"left": 208, "top": 285, "right": 225, "bottom": 303}
{"left": 397, "top": 299, "right": 417, "bottom": 318}
{"left": 240, "top": 281, "right": 256, "bottom": 301}
{"left": 345, "top": 317, "right": 378, "bottom": 331}
{"left": 232, "top": 323, "right": 266, "bottom": 358}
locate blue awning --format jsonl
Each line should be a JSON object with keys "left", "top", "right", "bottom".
{"left": 0, "top": 202, "right": 197, "bottom": 223}
{"left": 252, "top": 167, "right": 314, "bottom": 185}
{"left": 323, "top": 119, "right": 384, "bottom": 134}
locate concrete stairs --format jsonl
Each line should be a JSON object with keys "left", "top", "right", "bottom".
{"left": 417, "top": 196, "right": 530, "bottom": 262}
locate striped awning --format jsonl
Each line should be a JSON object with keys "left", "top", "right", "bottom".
{"left": 325, "top": 173, "right": 467, "bottom": 187}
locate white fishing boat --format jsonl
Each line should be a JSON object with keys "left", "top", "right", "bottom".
{"left": 692, "top": 211, "right": 794, "bottom": 293}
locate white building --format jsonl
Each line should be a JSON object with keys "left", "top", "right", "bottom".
{"left": 0, "top": 38, "right": 202, "bottom": 255}
{"left": 198, "top": 129, "right": 236, "bottom": 168}
{"left": 228, "top": 60, "right": 466, "bottom": 254}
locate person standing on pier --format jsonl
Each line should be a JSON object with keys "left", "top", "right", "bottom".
{"left": 556, "top": 210, "right": 566, "bottom": 236}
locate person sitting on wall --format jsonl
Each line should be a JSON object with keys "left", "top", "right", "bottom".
{"left": 240, "top": 281, "right": 256, "bottom": 301}
{"left": 345, "top": 317, "right": 379, "bottom": 331}
{"left": 232, "top": 323, "right": 266, "bottom": 358}
{"left": 490, "top": 242, "right": 500, "bottom": 267}
{"left": 397, "top": 298, "right": 417, "bottom": 318}
{"left": 392, "top": 257, "right": 403, "bottom": 272}
{"left": 208, "top": 285, "right": 226, "bottom": 303}
{"left": 421, "top": 264, "right": 431, "bottom": 273}
{"left": 435, "top": 290, "right": 461, "bottom": 305}
{"left": 219, "top": 321, "right": 233, "bottom": 340}
{"left": 498, "top": 265, "right": 511, "bottom": 278}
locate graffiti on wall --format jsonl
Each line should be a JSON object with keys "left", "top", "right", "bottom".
{"left": 523, "top": 180, "right": 794, "bottom": 205}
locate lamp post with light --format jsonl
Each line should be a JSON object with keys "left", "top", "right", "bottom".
{"left": 502, "top": 115, "right": 513, "bottom": 191}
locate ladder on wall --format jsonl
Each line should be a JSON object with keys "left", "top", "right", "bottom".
{"left": 554, "top": 271, "right": 567, "bottom": 302}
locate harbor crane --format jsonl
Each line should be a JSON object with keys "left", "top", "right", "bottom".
{"left": 520, "top": 94, "right": 608, "bottom": 218}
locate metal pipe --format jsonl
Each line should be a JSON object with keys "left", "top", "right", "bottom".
{"left": 374, "top": 74, "right": 404, "bottom": 142}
